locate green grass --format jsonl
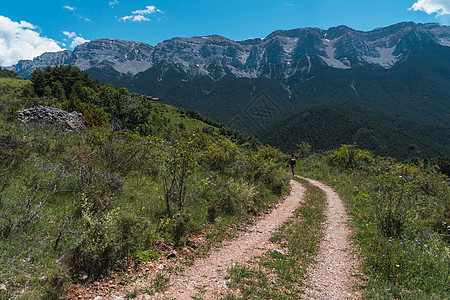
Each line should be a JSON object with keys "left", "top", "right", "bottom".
{"left": 223, "top": 178, "right": 327, "bottom": 299}
{"left": 297, "top": 150, "right": 449, "bottom": 299}
{"left": 151, "top": 102, "right": 213, "bottom": 131}
{"left": 142, "top": 273, "right": 170, "bottom": 295}
{"left": 0, "top": 77, "right": 30, "bottom": 88}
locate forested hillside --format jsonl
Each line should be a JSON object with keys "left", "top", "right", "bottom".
{"left": 0, "top": 67, "right": 22, "bottom": 79}
{"left": 264, "top": 105, "right": 448, "bottom": 160}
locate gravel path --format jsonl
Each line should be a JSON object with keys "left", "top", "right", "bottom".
{"left": 299, "top": 177, "right": 362, "bottom": 300}
{"left": 138, "top": 180, "right": 306, "bottom": 299}
{"left": 129, "top": 176, "right": 363, "bottom": 300}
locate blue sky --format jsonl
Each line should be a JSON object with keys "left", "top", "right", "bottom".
{"left": 1, "top": 0, "right": 449, "bottom": 66}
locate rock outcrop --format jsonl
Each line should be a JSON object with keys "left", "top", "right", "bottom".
{"left": 18, "top": 106, "right": 85, "bottom": 130}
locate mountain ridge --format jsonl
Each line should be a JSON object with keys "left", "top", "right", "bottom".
{"left": 10, "top": 22, "right": 449, "bottom": 79}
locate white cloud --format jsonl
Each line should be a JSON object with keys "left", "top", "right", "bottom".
{"left": 120, "top": 4, "right": 162, "bottom": 22}
{"left": 120, "top": 15, "right": 151, "bottom": 22}
{"left": 79, "top": 16, "right": 91, "bottom": 22}
{"left": 409, "top": 0, "right": 450, "bottom": 16}
{"left": 71, "top": 36, "right": 89, "bottom": 48}
{"left": 63, "top": 5, "right": 90, "bottom": 22}
{"left": 18, "top": 20, "right": 37, "bottom": 30}
{"left": 132, "top": 5, "right": 160, "bottom": 15}
{"left": 0, "top": 15, "right": 63, "bottom": 66}
{"left": 63, "top": 5, "right": 76, "bottom": 11}
{"left": 62, "top": 31, "right": 90, "bottom": 48}
{"left": 109, "top": 0, "right": 119, "bottom": 7}
{"left": 62, "top": 31, "right": 77, "bottom": 39}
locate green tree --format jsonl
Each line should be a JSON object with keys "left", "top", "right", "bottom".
{"left": 156, "top": 132, "right": 201, "bottom": 215}
{"left": 83, "top": 105, "right": 109, "bottom": 128}
{"left": 65, "top": 89, "right": 84, "bottom": 113}
{"left": 43, "top": 85, "right": 52, "bottom": 99}
{"left": 52, "top": 81, "right": 66, "bottom": 101}
{"left": 295, "top": 142, "right": 312, "bottom": 158}
{"left": 30, "top": 68, "right": 46, "bottom": 96}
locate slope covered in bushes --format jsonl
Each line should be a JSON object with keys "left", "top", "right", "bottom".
{"left": 0, "top": 70, "right": 289, "bottom": 299}
{"left": 299, "top": 145, "right": 449, "bottom": 299}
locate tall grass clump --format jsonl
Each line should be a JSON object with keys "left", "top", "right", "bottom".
{"left": 299, "top": 144, "right": 449, "bottom": 299}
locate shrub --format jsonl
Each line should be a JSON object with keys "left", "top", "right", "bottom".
{"left": 0, "top": 185, "right": 45, "bottom": 239}
{"left": 327, "top": 144, "right": 374, "bottom": 170}
{"left": 86, "top": 128, "right": 141, "bottom": 174}
{"left": 6, "top": 103, "right": 19, "bottom": 121}
{"left": 133, "top": 249, "right": 162, "bottom": 263}
{"left": 159, "top": 212, "right": 199, "bottom": 247}
{"left": 0, "top": 135, "right": 29, "bottom": 167}
{"left": 295, "top": 141, "right": 312, "bottom": 158}
{"left": 201, "top": 137, "right": 238, "bottom": 172}
{"left": 69, "top": 193, "right": 120, "bottom": 279}
{"left": 82, "top": 104, "right": 109, "bottom": 128}
{"left": 40, "top": 268, "right": 70, "bottom": 300}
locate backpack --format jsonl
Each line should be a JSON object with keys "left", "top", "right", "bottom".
{"left": 290, "top": 157, "right": 296, "bottom": 166}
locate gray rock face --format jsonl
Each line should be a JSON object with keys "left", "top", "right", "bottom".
{"left": 12, "top": 40, "right": 154, "bottom": 78}
{"left": 10, "top": 22, "right": 450, "bottom": 79}
{"left": 18, "top": 106, "right": 85, "bottom": 130}
{"left": 12, "top": 50, "right": 73, "bottom": 75}
{"left": 72, "top": 39, "right": 154, "bottom": 75}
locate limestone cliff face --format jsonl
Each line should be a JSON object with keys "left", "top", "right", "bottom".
{"left": 11, "top": 22, "right": 450, "bottom": 80}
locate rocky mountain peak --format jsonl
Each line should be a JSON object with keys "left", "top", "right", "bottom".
{"left": 265, "top": 27, "right": 324, "bottom": 40}
{"left": 324, "top": 25, "right": 355, "bottom": 39}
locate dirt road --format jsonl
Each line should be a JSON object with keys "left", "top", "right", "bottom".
{"left": 300, "top": 177, "right": 362, "bottom": 299}
{"left": 141, "top": 180, "right": 306, "bottom": 299}
{"left": 133, "top": 177, "right": 362, "bottom": 299}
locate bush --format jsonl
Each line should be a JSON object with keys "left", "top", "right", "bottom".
{"left": 0, "top": 135, "right": 30, "bottom": 167}
{"left": 327, "top": 144, "right": 374, "bottom": 170}
{"left": 6, "top": 103, "right": 19, "bottom": 121}
{"left": 133, "top": 249, "right": 162, "bottom": 263}
{"left": 201, "top": 137, "right": 239, "bottom": 172}
{"left": 159, "top": 212, "right": 200, "bottom": 247}
{"left": 82, "top": 104, "right": 109, "bottom": 128}
{"left": 86, "top": 128, "right": 141, "bottom": 174}
{"left": 40, "top": 268, "right": 70, "bottom": 300}
{"left": 69, "top": 192, "right": 120, "bottom": 279}
{"left": 198, "top": 176, "right": 260, "bottom": 218}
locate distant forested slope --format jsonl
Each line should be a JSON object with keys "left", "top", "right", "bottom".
{"left": 264, "top": 105, "right": 448, "bottom": 159}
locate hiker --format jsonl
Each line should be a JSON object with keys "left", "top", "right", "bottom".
{"left": 289, "top": 154, "right": 296, "bottom": 176}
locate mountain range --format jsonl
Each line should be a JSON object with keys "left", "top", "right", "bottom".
{"left": 12, "top": 22, "right": 449, "bottom": 78}
{"left": 9, "top": 22, "right": 450, "bottom": 158}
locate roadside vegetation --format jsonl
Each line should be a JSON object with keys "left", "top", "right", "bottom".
{"left": 0, "top": 68, "right": 290, "bottom": 299}
{"left": 298, "top": 144, "right": 449, "bottom": 299}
